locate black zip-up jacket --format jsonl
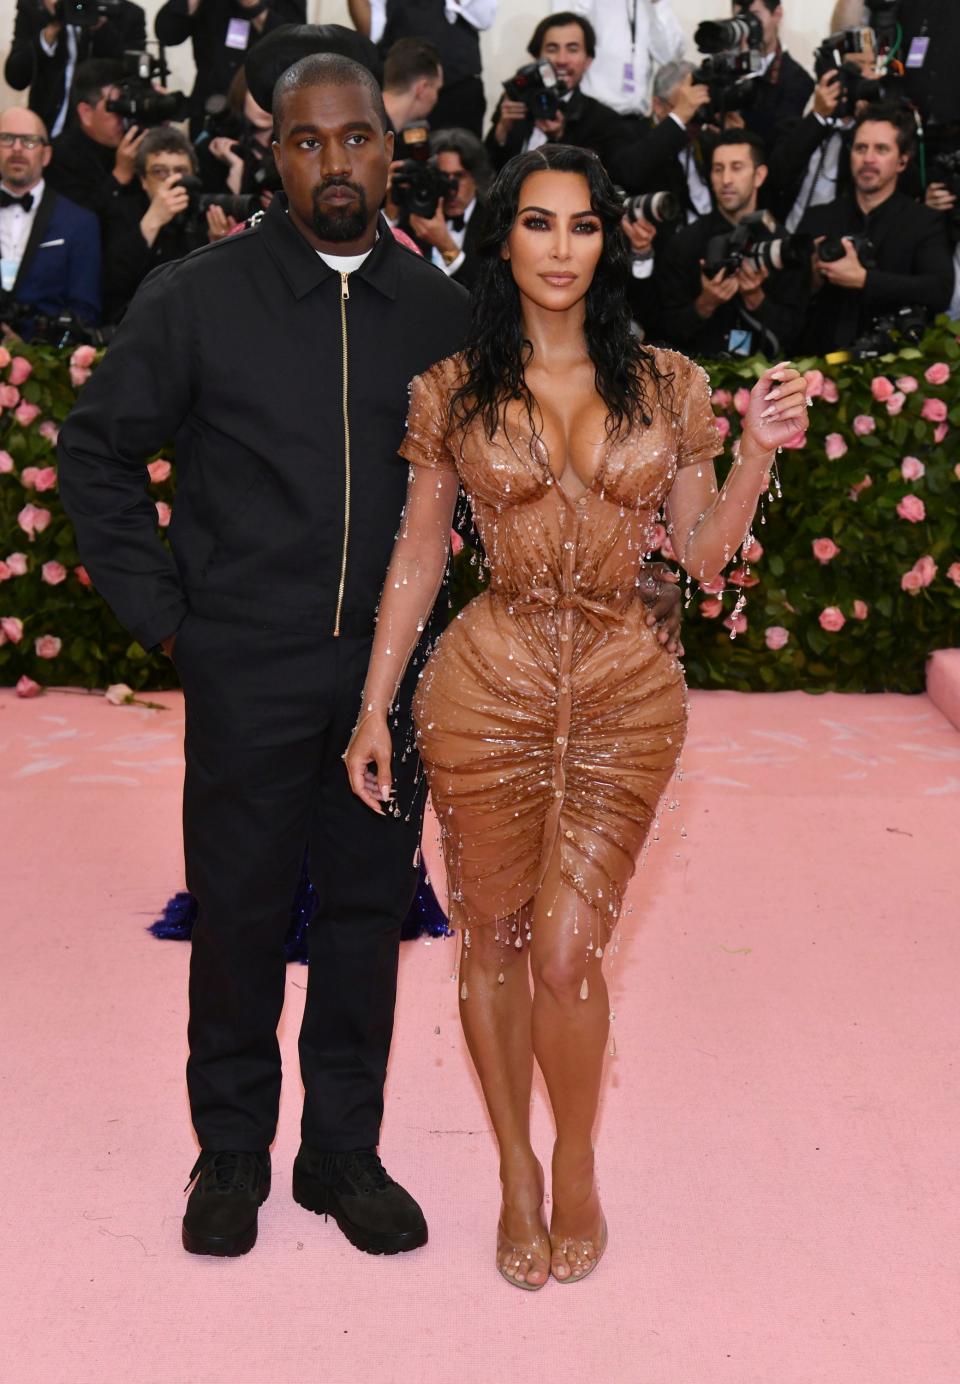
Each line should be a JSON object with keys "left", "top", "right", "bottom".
{"left": 58, "top": 197, "right": 470, "bottom": 652}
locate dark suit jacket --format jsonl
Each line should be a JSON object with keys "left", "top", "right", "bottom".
{"left": 48, "top": 123, "right": 141, "bottom": 227}
{"left": 10, "top": 185, "right": 101, "bottom": 330}
{"left": 484, "top": 87, "right": 627, "bottom": 176}
{"left": 5, "top": 0, "right": 146, "bottom": 132}
{"left": 743, "top": 50, "right": 815, "bottom": 154}
{"left": 448, "top": 198, "right": 485, "bottom": 292}
{"left": 764, "top": 113, "right": 853, "bottom": 225}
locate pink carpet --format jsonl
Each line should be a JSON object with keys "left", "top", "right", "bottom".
{"left": 3, "top": 687, "right": 958, "bottom": 1384}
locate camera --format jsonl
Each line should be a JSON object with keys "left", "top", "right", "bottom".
{"left": 390, "top": 121, "right": 459, "bottom": 219}
{"left": 106, "top": 52, "right": 187, "bottom": 129}
{"left": 867, "top": 0, "right": 900, "bottom": 48}
{"left": 929, "top": 147, "right": 960, "bottom": 236}
{"left": 849, "top": 304, "right": 928, "bottom": 359}
{"left": 703, "top": 210, "right": 808, "bottom": 277}
{"left": 175, "top": 175, "right": 259, "bottom": 225}
{"left": 503, "top": 60, "right": 568, "bottom": 123}
{"left": 0, "top": 291, "right": 110, "bottom": 346}
{"left": 621, "top": 191, "right": 680, "bottom": 226}
{"left": 813, "top": 30, "right": 896, "bottom": 118}
{"left": 692, "top": 9, "right": 764, "bottom": 119}
{"left": 817, "top": 233, "right": 877, "bottom": 268}
{"left": 43, "top": 0, "right": 124, "bottom": 29}
{"left": 693, "top": 11, "right": 763, "bottom": 57}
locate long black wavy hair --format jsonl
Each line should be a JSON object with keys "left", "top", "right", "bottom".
{"left": 449, "top": 144, "right": 671, "bottom": 443}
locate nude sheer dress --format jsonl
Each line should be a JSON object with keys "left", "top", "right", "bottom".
{"left": 391, "top": 348, "right": 723, "bottom": 939}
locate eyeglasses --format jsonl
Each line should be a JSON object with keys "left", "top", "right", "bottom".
{"left": 0, "top": 134, "right": 47, "bottom": 150}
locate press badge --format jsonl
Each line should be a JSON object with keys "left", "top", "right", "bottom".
{"left": 727, "top": 328, "right": 753, "bottom": 356}
{"left": 622, "top": 61, "right": 636, "bottom": 95}
{"left": 225, "top": 17, "right": 251, "bottom": 50}
{"left": 906, "top": 36, "right": 929, "bottom": 69}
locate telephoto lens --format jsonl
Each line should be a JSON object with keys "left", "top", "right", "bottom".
{"left": 694, "top": 13, "right": 763, "bottom": 55}
{"left": 623, "top": 191, "right": 680, "bottom": 225}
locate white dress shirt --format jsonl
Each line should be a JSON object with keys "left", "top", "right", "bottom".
{"left": 549, "top": 0, "right": 684, "bottom": 117}
{"left": 39, "top": 24, "right": 79, "bottom": 138}
{"left": 666, "top": 114, "right": 713, "bottom": 220}
{"left": 786, "top": 117, "right": 850, "bottom": 233}
{"left": 367, "top": 0, "right": 497, "bottom": 45}
{"left": 0, "top": 177, "right": 45, "bottom": 292}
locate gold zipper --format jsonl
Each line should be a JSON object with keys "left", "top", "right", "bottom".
{"left": 333, "top": 271, "right": 351, "bottom": 636}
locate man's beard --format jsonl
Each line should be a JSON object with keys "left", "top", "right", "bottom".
{"left": 311, "top": 179, "right": 369, "bottom": 242}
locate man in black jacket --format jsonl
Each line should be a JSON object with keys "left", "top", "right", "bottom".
{"left": 797, "top": 104, "right": 955, "bottom": 354}
{"left": 404, "top": 126, "right": 489, "bottom": 290}
{"left": 59, "top": 53, "right": 471, "bottom": 1262}
{"left": 5, "top": 0, "right": 145, "bottom": 137}
{"left": 485, "top": 12, "right": 627, "bottom": 176}
{"left": 154, "top": 0, "right": 306, "bottom": 135}
{"left": 736, "top": 0, "right": 814, "bottom": 152}
{"left": 46, "top": 58, "right": 146, "bottom": 225}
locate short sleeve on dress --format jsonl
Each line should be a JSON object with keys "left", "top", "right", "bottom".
{"left": 676, "top": 357, "right": 724, "bottom": 471}
{"left": 399, "top": 367, "right": 458, "bottom": 474}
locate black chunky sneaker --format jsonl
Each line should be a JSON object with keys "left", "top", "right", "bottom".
{"left": 181, "top": 1150, "right": 271, "bottom": 1257}
{"left": 292, "top": 1145, "right": 427, "bottom": 1255}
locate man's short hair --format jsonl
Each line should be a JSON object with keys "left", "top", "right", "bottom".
{"left": 134, "top": 126, "right": 197, "bottom": 180}
{"left": 527, "top": 12, "right": 597, "bottom": 61}
{"left": 652, "top": 60, "right": 696, "bottom": 104}
{"left": 71, "top": 58, "right": 126, "bottom": 110}
{"left": 740, "top": 0, "right": 780, "bottom": 14}
{"left": 383, "top": 38, "right": 442, "bottom": 93}
{"left": 272, "top": 52, "right": 389, "bottom": 138}
{"left": 711, "top": 129, "right": 768, "bottom": 167}
{"left": 852, "top": 102, "right": 916, "bottom": 159}
{"left": 430, "top": 126, "right": 492, "bottom": 194}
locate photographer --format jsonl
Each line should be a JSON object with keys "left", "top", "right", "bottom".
{"left": 154, "top": 0, "right": 306, "bottom": 136}
{"left": 728, "top": 2, "right": 814, "bottom": 149}
{"left": 797, "top": 104, "right": 954, "bottom": 354}
{"left": 926, "top": 170, "right": 960, "bottom": 320}
{"left": 403, "top": 127, "right": 489, "bottom": 290}
{"left": 5, "top": 0, "right": 145, "bottom": 138}
{"left": 832, "top": 2, "right": 960, "bottom": 126}
{"left": 613, "top": 62, "right": 715, "bottom": 222}
{"left": 547, "top": 0, "right": 685, "bottom": 120}
{"left": 485, "top": 12, "right": 627, "bottom": 175}
{"left": 0, "top": 105, "right": 100, "bottom": 336}
{"left": 206, "top": 69, "right": 275, "bottom": 198}
{"left": 101, "top": 126, "right": 231, "bottom": 322}
{"left": 382, "top": 38, "right": 443, "bottom": 134}
{"left": 46, "top": 58, "right": 150, "bottom": 224}
{"left": 658, "top": 129, "right": 807, "bottom": 356}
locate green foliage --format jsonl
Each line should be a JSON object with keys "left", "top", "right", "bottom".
{"left": 2, "top": 326, "right": 959, "bottom": 693}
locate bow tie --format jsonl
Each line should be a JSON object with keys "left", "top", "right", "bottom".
{"left": 448, "top": 213, "right": 466, "bottom": 232}
{"left": 0, "top": 190, "right": 34, "bottom": 212}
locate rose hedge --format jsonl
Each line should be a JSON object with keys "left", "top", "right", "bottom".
{"left": 2, "top": 324, "right": 959, "bottom": 695}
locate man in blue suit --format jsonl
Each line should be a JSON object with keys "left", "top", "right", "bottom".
{"left": 0, "top": 105, "right": 101, "bottom": 336}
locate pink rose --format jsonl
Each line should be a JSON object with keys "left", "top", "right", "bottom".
{"left": 25, "top": 465, "right": 57, "bottom": 492}
{"left": 8, "top": 356, "right": 32, "bottom": 386}
{"left": 821, "top": 378, "right": 839, "bottom": 403}
{"left": 73, "top": 564, "right": 91, "bottom": 587}
{"left": 934, "top": 423, "right": 949, "bottom": 444}
{"left": 70, "top": 344, "right": 97, "bottom": 369}
{"left": 34, "top": 634, "right": 61, "bottom": 660}
{"left": 155, "top": 500, "right": 172, "bottom": 528}
{"left": 733, "top": 387, "right": 751, "bottom": 416}
{"left": 849, "top": 473, "right": 873, "bottom": 501}
{"left": 900, "top": 456, "right": 925, "bottom": 481}
{"left": 912, "top": 555, "right": 937, "bottom": 587}
{"left": 105, "top": 683, "right": 134, "bottom": 706}
{"left": 955, "top": 464, "right": 960, "bottom": 481}
{"left": 900, "top": 569, "right": 923, "bottom": 593}
{"left": 946, "top": 562, "right": 960, "bottom": 587}
{"left": 0, "top": 561, "right": 9, "bottom": 582}
{"left": 812, "top": 537, "right": 840, "bottom": 564}
{"left": 15, "top": 674, "right": 42, "bottom": 699}
{"left": 69, "top": 365, "right": 91, "bottom": 390}
{"left": 885, "top": 391, "right": 906, "bottom": 416}
{"left": 870, "top": 375, "right": 895, "bottom": 402}
{"left": 0, "top": 347, "right": 11, "bottom": 369}
{"left": 825, "top": 433, "right": 848, "bottom": 460}
{"left": 38, "top": 421, "right": 59, "bottom": 445}
{"left": 896, "top": 494, "right": 925, "bottom": 523}
{"left": 41, "top": 560, "right": 67, "bottom": 585}
{"left": 450, "top": 530, "right": 463, "bottom": 555}
{"left": 0, "top": 384, "right": 20, "bottom": 408}
{"left": 723, "top": 613, "right": 748, "bottom": 636}
{"left": 852, "top": 600, "right": 869, "bottom": 620}
{"left": 699, "top": 573, "right": 726, "bottom": 594}
{"left": 921, "top": 397, "right": 948, "bottom": 423}
{"left": 700, "top": 597, "right": 724, "bottom": 619}
{"left": 17, "top": 503, "right": 51, "bottom": 539}
{"left": 819, "top": 607, "right": 846, "bottom": 632}
{"left": 924, "top": 362, "right": 950, "bottom": 386}
{"left": 896, "top": 375, "right": 918, "bottom": 394}
{"left": 20, "top": 466, "right": 39, "bottom": 488}
{"left": 803, "top": 369, "right": 824, "bottom": 398}
{"left": 0, "top": 450, "right": 13, "bottom": 473}
{"left": 713, "top": 415, "right": 731, "bottom": 440}
{"left": 14, "top": 401, "right": 40, "bottom": 428}
{"left": 6, "top": 552, "right": 27, "bottom": 576}
{"left": 147, "top": 458, "right": 172, "bottom": 483}
{"left": 764, "top": 625, "right": 789, "bottom": 650}
{"left": 741, "top": 537, "right": 763, "bottom": 563}
{"left": 712, "top": 388, "right": 732, "bottom": 410}
{"left": 728, "top": 566, "right": 759, "bottom": 587}
{"left": 1, "top": 615, "right": 24, "bottom": 643}
{"left": 853, "top": 414, "right": 875, "bottom": 436}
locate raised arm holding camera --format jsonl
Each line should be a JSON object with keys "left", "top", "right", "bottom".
{"left": 404, "top": 127, "right": 489, "bottom": 289}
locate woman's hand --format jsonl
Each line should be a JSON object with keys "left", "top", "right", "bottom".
{"left": 741, "top": 363, "right": 809, "bottom": 455}
{"left": 343, "top": 711, "right": 394, "bottom": 814}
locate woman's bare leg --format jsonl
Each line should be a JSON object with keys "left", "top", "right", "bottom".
{"left": 458, "top": 913, "right": 550, "bottom": 1286}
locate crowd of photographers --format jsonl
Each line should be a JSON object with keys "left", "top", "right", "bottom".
{"left": 0, "top": 0, "right": 958, "bottom": 362}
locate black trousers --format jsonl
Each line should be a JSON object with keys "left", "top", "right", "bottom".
{"left": 174, "top": 615, "right": 425, "bottom": 1154}
{"left": 430, "top": 74, "right": 486, "bottom": 138}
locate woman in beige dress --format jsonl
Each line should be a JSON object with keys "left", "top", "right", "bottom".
{"left": 345, "top": 145, "right": 808, "bottom": 1288}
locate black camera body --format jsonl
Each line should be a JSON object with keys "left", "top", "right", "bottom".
{"left": 391, "top": 121, "right": 459, "bottom": 220}
{"left": 813, "top": 31, "right": 893, "bottom": 119}
{"left": 503, "top": 60, "right": 568, "bottom": 123}
{"left": 105, "top": 51, "right": 187, "bottom": 129}
{"left": 621, "top": 190, "right": 680, "bottom": 226}
{"left": 45, "top": 0, "right": 124, "bottom": 29}
{"left": 703, "top": 210, "right": 807, "bottom": 277}
{"left": 0, "top": 290, "right": 109, "bottom": 346}
{"left": 692, "top": 11, "right": 764, "bottom": 120}
{"left": 930, "top": 148, "right": 960, "bottom": 236}
{"left": 176, "top": 174, "right": 259, "bottom": 227}
{"left": 851, "top": 304, "right": 927, "bottom": 359}
{"left": 817, "top": 233, "right": 877, "bottom": 268}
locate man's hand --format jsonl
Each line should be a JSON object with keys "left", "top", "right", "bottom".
{"left": 695, "top": 262, "right": 739, "bottom": 317}
{"left": 206, "top": 204, "right": 238, "bottom": 242}
{"left": 671, "top": 72, "right": 711, "bottom": 126}
{"left": 621, "top": 214, "right": 656, "bottom": 257}
{"left": 722, "top": 110, "right": 746, "bottom": 130}
{"left": 640, "top": 564, "right": 683, "bottom": 654}
{"left": 735, "top": 258, "right": 769, "bottom": 310}
{"left": 818, "top": 236, "right": 867, "bottom": 289}
{"left": 493, "top": 98, "right": 527, "bottom": 146}
{"left": 535, "top": 110, "right": 565, "bottom": 141}
{"left": 113, "top": 125, "right": 146, "bottom": 185}
{"left": 210, "top": 136, "right": 245, "bottom": 195}
{"left": 140, "top": 179, "right": 190, "bottom": 246}
{"left": 408, "top": 202, "right": 458, "bottom": 255}
{"left": 926, "top": 181, "right": 957, "bottom": 214}
{"left": 384, "top": 158, "right": 405, "bottom": 221}
{"left": 813, "top": 70, "right": 842, "bottom": 119}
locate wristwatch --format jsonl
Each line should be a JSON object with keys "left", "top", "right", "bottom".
{"left": 441, "top": 246, "right": 460, "bottom": 266}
